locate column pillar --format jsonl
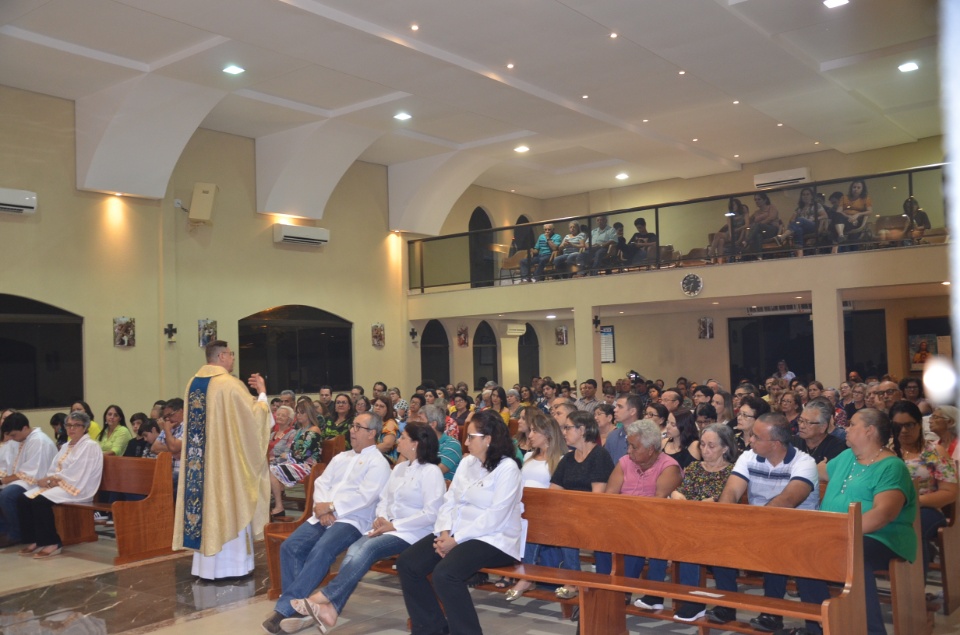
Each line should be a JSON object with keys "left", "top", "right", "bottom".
{"left": 811, "top": 286, "right": 845, "bottom": 388}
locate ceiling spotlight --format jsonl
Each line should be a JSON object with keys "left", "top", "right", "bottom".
{"left": 795, "top": 296, "right": 803, "bottom": 299}
{"left": 777, "top": 123, "right": 784, "bottom": 127}
{"left": 823, "top": 0, "right": 849, "bottom": 7}
{"left": 678, "top": 70, "right": 686, "bottom": 75}
{"left": 114, "top": 192, "right": 122, "bottom": 196}
{"left": 506, "top": 63, "right": 514, "bottom": 69}
{"left": 712, "top": 302, "right": 720, "bottom": 305}
{"left": 514, "top": 145, "right": 529, "bottom": 153}
{"left": 222, "top": 65, "right": 245, "bottom": 75}
{"left": 619, "top": 311, "right": 624, "bottom": 314}
{"left": 899, "top": 61, "right": 919, "bottom": 73}
{"left": 692, "top": 138, "right": 698, "bottom": 142}
{"left": 610, "top": 32, "right": 618, "bottom": 38}
{"left": 642, "top": 119, "right": 649, "bottom": 123}
{"left": 582, "top": 95, "right": 589, "bottom": 99}
{"left": 394, "top": 112, "right": 412, "bottom": 121}
{"left": 546, "top": 314, "right": 557, "bottom": 319}
{"left": 510, "top": 189, "right": 516, "bottom": 193}
{"left": 734, "top": 154, "right": 740, "bottom": 158}
{"left": 942, "top": 281, "right": 951, "bottom": 286}
{"left": 733, "top": 100, "right": 740, "bottom": 104}
{"left": 410, "top": 23, "right": 419, "bottom": 31}
{"left": 615, "top": 173, "right": 629, "bottom": 180}
{"left": 814, "top": 141, "right": 820, "bottom": 145}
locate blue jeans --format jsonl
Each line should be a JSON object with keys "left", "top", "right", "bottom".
{"left": 276, "top": 521, "right": 361, "bottom": 617}
{"left": 789, "top": 217, "right": 817, "bottom": 245}
{"left": 594, "top": 552, "right": 667, "bottom": 582}
{"left": 319, "top": 533, "right": 409, "bottom": 614}
{"left": 552, "top": 252, "right": 579, "bottom": 274}
{"left": 0, "top": 484, "right": 25, "bottom": 541}
{"left": 520, "top": 254, "right": 551, "bottom": 280}
{"left": 713, "top": 566, "right": 828, "bottom": 635}
{"left": 523, "top": 542, "right": 561, "bottom": 568}
{"left": 920, "top": 506, "right": 947, "bottom": 578}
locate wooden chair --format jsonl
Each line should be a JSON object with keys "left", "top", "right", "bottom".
{"left": 498, "top": 251, "right": 525, "bottom": 284}
{"left": 677, "top": 247, "right": 712, "bottom": 267}
{"left": 265, "top": 462, "right": 327, "bottom": 600}
{"left": 935, "top": 502, "right": 959, "bottom": 614}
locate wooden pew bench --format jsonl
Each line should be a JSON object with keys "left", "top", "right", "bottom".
{"left": 53, "top": 453, "right": 174, "bottom": 565}
{"left": 480, "top": 488, "right": 866, "bottom": 635}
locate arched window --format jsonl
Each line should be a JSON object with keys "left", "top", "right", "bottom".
{"left": 420, "top": 320, "right": 450, "bottom": 387}
{"left": 472, "top": 321, "right": 498, "bottom": 390}
{"left": 468, "top": 207, "right": 494, "bottom": 288}
{"left": 239, "top": 305, "right": 352, "bottom": 393}
{"left": 518, "top": 323, "right": 540, "bottom": 385}
{"left": 0, "top": 294, "right": 83, "bottom": 408}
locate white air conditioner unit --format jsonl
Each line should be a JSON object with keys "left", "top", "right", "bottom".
{"left": 273, "top": 224, "right": 330, "bottom": 247}
{"left": 747, "top": 301, "right": 853, "bottom": 316}
{"left": 0, "top": 187, "right": 37, "bottom": 214}
{"left": 504, "top": 323, "right": 528, "bottom": 337}
{"left": 753, "top": 168, "right": 810, "bottom": 190}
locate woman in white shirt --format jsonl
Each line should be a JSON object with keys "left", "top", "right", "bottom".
{"left": 290, "top": 423, "right": 445, "bottom": 631}
{"left": 505, "top": 409, "right": 567, "bottom": 601}
{"left": 17, "top": 410, "right": 103, "bottom": 558}
{"left": 398, "top": 410, "right": 523, "bottom": 635}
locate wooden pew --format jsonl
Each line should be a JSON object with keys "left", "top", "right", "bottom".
{"left": 937, "top": 502, "right": 959, "bottom": 614}
{"left": 481, "top": 488, "right": 866, "bottom": 635}
{"left": 265, "top": 462, "right": 326, "bottom": 600}
{"left": 53, "top": 453, "right": 174, "bottom": 565}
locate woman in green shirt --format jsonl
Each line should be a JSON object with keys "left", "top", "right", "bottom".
{"left": 98, "top": 404, "right": 132, "bottom": 456}
{"left": 820, "top": 408, "right": 917, "bottom": 635}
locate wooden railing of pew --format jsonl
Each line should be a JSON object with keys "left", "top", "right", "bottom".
{"left": 264, "top": 478, "right": 866, "bottom": 634}
{"left": 53, "top": 453, "right": 175, "bottom": 565}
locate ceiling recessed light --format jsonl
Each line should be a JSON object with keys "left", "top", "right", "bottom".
{"left": 734, "top": 154, "right": 740, "bottom": 158}
{"left": 510, "top": 189, "right": 516, "bottom": 193}
{"left": 114, "top": 192, "right": 122, "bottom": 196}
{"left": 777, "top": 123, "right": 784, "bottom": 127}
{"left": 733, "top": 100, "right": 740, "bottom": 105}
{"left": 410, "top": 24, "right": 419, "bottom": 31}
{"left": 506, "top": 63, "right": 514, "bottom": 69}
{"left": 514, "top": 145, "right": 529, "bottom": 153}
{"left": 899, "top": 61, "right": 919, "bottom": 73}
{"left": 642, "top": 119, "right": 649, "bottom": 123}
{"left": 222, "top": 65, "right": 245, "bottom": 75}
{"left": 678, "top": 70, "right": 686, "bottom": 75}
{"left": 692, "top": 138, "right": 698, "bottom": 142}
{"left": 546, "top": 314, "right": 557, "bottom": 319}
{"left": 712, "top": 302, "right": 720, "bottom": 305}
{"left": 394, "top": 112, "right": 411, "bottom": 121}
{"left": 814, "top": 141, "right": 820, "bottom": 145}
{"left": 795, "top": 296, "right": 803, "bottom": 299}
{"left": 582, "top": 95, "right": 589, "bottom": 99}
{"left": 619, "top": 311, "right": 624, "bottom": 314}
{"left": 498, "top": 314, "right": 504, "bottom": 317}
{"left": 942, "top": 281, "right": 951, "bottom": 286}
{"left": 615, "top": 173, "right": 628, "bottom": 180}
{"left": 610, "top": 32, "right": 618, "bottom": 38}
{"left": 823, "top": 0, "right": 849, "bottom": 7}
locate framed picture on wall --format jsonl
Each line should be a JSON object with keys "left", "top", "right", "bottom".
{"left": 906, "top": 316, "right": 951, "bottom": 372}
{"left": 198, "top": 319, "right": 217, "bottom": 347}
{"left": 457, "top": 326, "right": 469, "bottom": 347}
{"left": 555, "top": 326, "right": 568, "bottom": 346}
{"left": 698, "top": 317, "right": 714, "bottom": 340}
{"left": 113, "top": 317, "right": 135, "bottom": 347}
{"left": 371, "top": 323, "right": 385, "bottom": 348}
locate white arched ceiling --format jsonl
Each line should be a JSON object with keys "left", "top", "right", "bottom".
{"left": 75, "top": 74, "right": 227, "bottom": 198}
{"left": 388, "top": 151, "right": 499, "bottom": 236}
{"left": 255, "top": 119, "right": 383, "bottom": 219}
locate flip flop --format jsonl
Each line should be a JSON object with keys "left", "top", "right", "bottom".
{"left": 290, "top": 598, "right": 329, "bottom": 634}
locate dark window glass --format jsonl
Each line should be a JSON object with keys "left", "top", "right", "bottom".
{"left": 518, "top": 323, "right": 540, "bottom": 385}
{"left": 844, "top": 310, "right": 888, "bottom": 380}
{"left": 421, "top": 320, "right": 450, "bottom": 386}
{"left": 728, "top": 314, "right": 814, "bottom": 386}
{"left": 0, "top": 294, "right": 83, "bottom": 408}
{"left": 473, "top": 320, "right": 498, "bottom": 390}
{"left": 239, "top": 305, "right": 352, "bottom": 393}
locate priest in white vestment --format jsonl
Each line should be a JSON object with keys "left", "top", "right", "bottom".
{"left": 172, "top": 339, "right": 271, "bottom": 580}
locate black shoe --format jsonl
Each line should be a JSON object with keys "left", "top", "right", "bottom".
{"left": 262, "top": 611, "right": 283, "bottom": 635}
{"left": 675, "top": 602, "right": 706, "bottom": 622}
{"left": 750, "top": 613, "right": 784, "bottom": 632}
{"left": 773, "top": 628, "right": 815, "bottom": 635}
{"left": 705, "top": 606, "right": 737, "bottom": 624}
{"left": 465, "top": 572, "right": 488, "bottom": 587}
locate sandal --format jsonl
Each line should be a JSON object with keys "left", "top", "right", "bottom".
{"left": 555, "top": 585, "right": 578, "bottom": 599}
{"left": 494, "top": 577, "right": 513, "bottom": 589}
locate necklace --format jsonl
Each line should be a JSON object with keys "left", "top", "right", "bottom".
{"left": 839, "top": 447, "right": 884, "bottom": 494}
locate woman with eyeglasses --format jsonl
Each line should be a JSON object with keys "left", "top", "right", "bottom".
{"left": 929, "top": 406, "right": 959, "bottom": 469}
{"left": 845, "top": 383, "right": 867, "bottom": 419}
{"left": 550, "top": 410, "right": 615, "bottom": 599}
{"left": 777, "top": 391, "right": 802, "bottom": 435}
{"left": 17, "top": 410, "right": 103, "bottom": 558}
{"left": 371, "top": 397, "right": 399, "bottom": 462}
{"left": 890, "top": 400, "right": 958, "bottom": 579}
{"left": 898, "top": 377, "right": 932, "bottom": 416}
{"left": 644, "top": 402, "right": 669, "bottom": 437}
{"left": 324, "top": 393, "right": 354, "bottom": 445}
{"left": 269, "top": 401, "right": 324, "bottom": 517}
{"left": 398, "top": 411, "right": 523, "bottom": 635}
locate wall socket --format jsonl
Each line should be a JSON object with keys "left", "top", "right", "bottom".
{"left": 174, "top": 198, "right": 183, "bottom": 209}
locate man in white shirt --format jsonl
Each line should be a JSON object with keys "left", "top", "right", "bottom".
{"left": 262, "top": 412, "right": 391, "bottom": 635}
{"left": 577, "top": 215, "right": 618, "bottom": 275}
{"left": 0, "top": 413, "right": 58, "bottom": 546}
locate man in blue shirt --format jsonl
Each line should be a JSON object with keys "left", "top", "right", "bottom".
{"left": 578, "top": 215, "right": 618, "bottom": 275}
{"left": 520, "top": 223, "right": 560, "bottom": 282}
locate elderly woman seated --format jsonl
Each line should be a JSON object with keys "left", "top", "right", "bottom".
{"left": 17, "top": 410, "right": 104, "bottom": 558}
{"left": 593, "top": 419, "right": 682, "bottom": 609}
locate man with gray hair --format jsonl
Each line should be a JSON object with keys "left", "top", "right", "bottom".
{"left": 423, "top": 405, "right": 461, "bottom": 481}
{"left": 706, "top": 413, "right": 824, "bottom": 631}
{"left": 791, "top": 397, "right": 846, "bottom": 465}
{"left": 279, "top": 390, "right": 296, "bottom": 409}
{"left": 263, "top": 411, "right": 391, "bottom": 634}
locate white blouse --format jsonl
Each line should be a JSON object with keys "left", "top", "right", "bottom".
{"left": 434, "top": 455, "right": 523, "bottom": 560}
{"left": 376, "top": 460, "right": 446, "bottom": 544}
{"left": 521, "top": 451, "right": 551, "bottom": 488}
{"left": 24, "top": 435, "right": 103, "bottom": 504}
{"left": 8, "top": 428, "right": 58, "bottom": 490}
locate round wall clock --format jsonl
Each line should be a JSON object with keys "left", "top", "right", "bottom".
{"left": 681, "top": 273, "right": 703, "bottom": 297}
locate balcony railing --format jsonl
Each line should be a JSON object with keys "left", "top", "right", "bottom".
{"left": 408, "top": 164, "right": 947, "bottom": 292}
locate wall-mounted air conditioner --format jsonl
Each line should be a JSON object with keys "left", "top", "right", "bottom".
{"left": 747, "top": 301, "right": 853, "bottom": 316}
{"left": 0, "top": 187, "right": 37, "bottom": 214}
{"left": 273, "top": 224, "right": 330, "bottom": 247}
{"left": 504, "top": 323, "right": 528, "bottom": 337}
{"left": 753, "top": 168, "right": 810, "bottom": 190}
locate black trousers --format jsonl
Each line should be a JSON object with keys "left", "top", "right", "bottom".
{"left": 17, "top": 494, "right": 62, "bottom": 548}
{"left": 397, "top": 534, "right": 516, "bottom": 635}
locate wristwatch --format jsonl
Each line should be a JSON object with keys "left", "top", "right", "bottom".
{"left": 328, "top": 503, "right": 336, "bottom": 514}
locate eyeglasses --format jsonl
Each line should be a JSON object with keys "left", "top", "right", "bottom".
{"left": 560, "top": 425, "right": 578, "bottom": 432}
{"left": 878, "top": 388, "right": 900, "bottom": 396}
{"left": 65, "top": 423, "right": 85, "bottom": 429}
{"left": 896, "top": 422, "right": 919, "bottom": 430}
{"left": 738, "top": 412, "right": 756, "bottom": 420}
{"left": 466, "top": 433, "right": 486, "bottom": 440}
{"left": 797, "top": 417, "right": 823, "bottom": 427}
{"left": 349, "top": 423, "right": 373, "bottom": 431}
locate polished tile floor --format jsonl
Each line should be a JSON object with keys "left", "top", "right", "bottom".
{"left": 2, "top": 530, "right": 958, "bottom": 635}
